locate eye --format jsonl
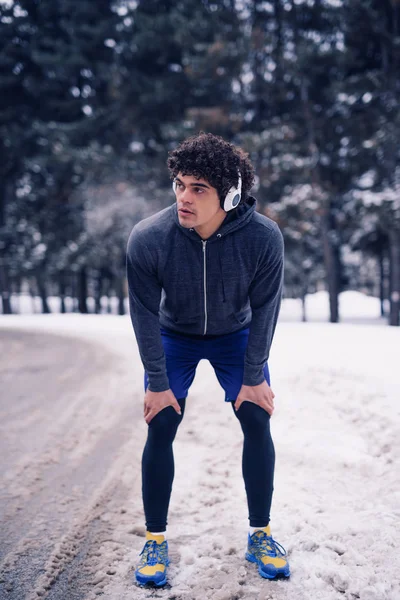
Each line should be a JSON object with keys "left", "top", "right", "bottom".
{"left": 193, "top": 187, "right": 205, "bottom": 194}
{"left": 175, "top": 181, "right": 184, "bottom": 190}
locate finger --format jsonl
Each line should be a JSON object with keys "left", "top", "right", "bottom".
{"left": 172, "top": 400, "right": 182, "bottom": 415}
{"left": 266, "top": 392, "right": 275, "bottom": 405}
{"left": 263, "top": 402, "right": 274, "bottom": 416}
{"left": 235, "top": 396, "right": 250, "bottom": 411}
{"left": 145, "top": 410, "right": 155, "bottom": 425}
{"left": 267, "top": 397, "right": 275, "bottom": 410}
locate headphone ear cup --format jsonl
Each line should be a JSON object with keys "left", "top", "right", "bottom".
{"left": 172, "top": 180, "right": 177, "bottom": 193}
{"left": 223, "top": 174, "right": 242, "bottom": 211}
{"left": 223, "top": 187, "right": 241, "bottom": 211}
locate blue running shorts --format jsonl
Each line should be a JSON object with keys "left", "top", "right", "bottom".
{"left": 144, "top": 327, "right": 270, "bottom": 402}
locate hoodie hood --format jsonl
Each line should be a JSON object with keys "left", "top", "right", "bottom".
{"left": 172, "top": 196, "right": 257, "bottom": 241}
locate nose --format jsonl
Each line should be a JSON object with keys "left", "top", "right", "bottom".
{"left": 180, "top": 188, "right": 193, "bottom": 203}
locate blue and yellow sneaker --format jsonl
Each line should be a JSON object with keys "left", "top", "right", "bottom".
{"left": 135, "top": 532, "right": 169, "bottom": 587}
{"left": 246, "top": 526, "right": 290, "bottom": 579}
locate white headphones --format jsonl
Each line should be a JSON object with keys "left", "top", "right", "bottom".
{"left": 172, "top": 172, "right": 242, "bottom": 212}
{"left": 223, "top": 173, "right": 242, "bottom": 212}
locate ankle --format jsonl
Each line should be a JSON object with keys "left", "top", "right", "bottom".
{"left": 146, "top": 530, "right": 167, "bottom": 542}
{"left": 249, "top": 525, "right": 270, "bottom": 535}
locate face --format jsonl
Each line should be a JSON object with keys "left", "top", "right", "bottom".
{"left": 173, "top": 173, "right": 226, "bottom": 237}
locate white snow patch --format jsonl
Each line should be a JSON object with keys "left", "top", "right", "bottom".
{"left": 279, "top": 290, "right": 386, "bottom": 324}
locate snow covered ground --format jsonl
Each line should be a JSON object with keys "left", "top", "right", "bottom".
{"left": 0, "top": 292, "right": 399, "bottom": 600}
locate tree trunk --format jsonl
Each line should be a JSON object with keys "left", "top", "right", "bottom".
{"left": 36, "top": 272, "right": 51, "bottom": 314}
{"left": 379, "top": 257, "right": 385, "bottom": 318}
{"left": 301, "top": 260, "right": 308, "bottom": 322}
{"left": 70, "top": 277, "right": 78, "bottom": 312}
{"left": 320, "top": 209, "right": 340, "bottom": 323}
{"left": 378, "top": 247, "right": 387, "bottom": 318}
{"left": 94, "top": 271, "right": 102, "bottom": 314}
{"left": 78, "top": 267, "right": 88, "bottom": 314}
{"left": 59, "top": 271, "right": 66, "bottom": 314}
{"left": 29, "top": 280, "right": 36, "bottom": 313}
{"left": 13, "top": 277, "right": 21, "bottom": 314}
{"left": 0, "top": 254, "right": 12, "bottom": 314}
{"left": 104, "top": 278, "right": 112, "bottom": 314}
{"left": 298, "top": 72, "right": 341, "bottom": 323}
{"left": 301, "top": 293, "right": 307, "bottom": 322}
{"left": 115, "top": 275, "right": 125, "bottom": 316}
{"left": 388, "top": 229, "right": 400, "bottom": 326}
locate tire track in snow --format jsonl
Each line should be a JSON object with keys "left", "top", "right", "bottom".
{"left": 0, "top": 329, "right": 145, "bottom": 600}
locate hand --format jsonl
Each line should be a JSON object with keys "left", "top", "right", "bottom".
{"left": 234, "top": 380, "right": 275, "bottom": 416}
{"left": 144, "top": 388, "right": 181, "bottom": 424}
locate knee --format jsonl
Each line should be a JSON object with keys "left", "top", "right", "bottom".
{"left": 147, "top": 405, "right": 183, "bottom": 444}
{"left": 235, "top": 401, "right": 271, "bottom": 437}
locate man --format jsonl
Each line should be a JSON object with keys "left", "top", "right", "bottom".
{"left": 126, "top": 132, "right": 290, "bottom": 586}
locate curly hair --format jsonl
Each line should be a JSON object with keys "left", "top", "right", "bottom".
{"left": 167, "top": 132, "right": 255, "bottom": 204}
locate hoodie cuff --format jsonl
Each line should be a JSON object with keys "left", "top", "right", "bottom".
{"left": 242, "top": 363, "right": 266, "bottom": 387}
{"left": 147, "top": 373, "right": 170, "bottom": 393}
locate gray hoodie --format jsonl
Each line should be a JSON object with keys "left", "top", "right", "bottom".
{"left": 126, "top": 197, "right": 284, "bottom": 393}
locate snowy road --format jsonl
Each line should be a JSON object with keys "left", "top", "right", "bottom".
{"left": 0, "top": 327, "right": 145, "bottom": 600}
{"left": 0, "top": 314, "right": 399, "bottom": 600}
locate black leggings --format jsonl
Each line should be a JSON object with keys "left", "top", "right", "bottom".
{"left": 141, "top": 399, "right": 275, "bottom": 532}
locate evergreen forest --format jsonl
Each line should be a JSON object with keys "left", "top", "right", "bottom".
{"left": 1, "top": 0, "right": 399, "bottom": 324}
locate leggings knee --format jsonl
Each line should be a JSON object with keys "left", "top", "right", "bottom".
{"left": 147, "top": 400, "right": 185, "bottom": 445}
{"left": 234, "top": 401, "right": 271, "bottom": 438}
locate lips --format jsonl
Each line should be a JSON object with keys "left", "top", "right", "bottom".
{"left": 179, "top": 208, "right": 194, "bottom": 215}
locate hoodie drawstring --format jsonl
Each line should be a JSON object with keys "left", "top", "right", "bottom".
{"left": 217, "top": 234, "right": 226, "bottom": 303}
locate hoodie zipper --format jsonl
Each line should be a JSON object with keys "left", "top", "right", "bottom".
{"left": 202, "top": 240, "right": 208, "bottom": 335}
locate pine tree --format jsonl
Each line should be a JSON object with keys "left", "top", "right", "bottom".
{"left": 341, "top": 0, "right": 400, "bottom": 325}
{"left": 266, "top": 184, "right": 325, "bottom": 320}
{"left": 0, "top": 0, "right": 30, "bottom": 313}
{"left": 0, "top": 0, "right": 119, "bottom": 313}
{"left": 113, "top": 0, "right": 245, "bottom": 190}
{"left": 239, "top": 0, "right": 346, "bottom": 321}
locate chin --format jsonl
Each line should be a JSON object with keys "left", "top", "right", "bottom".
{"left": 179, "top": 217, "right": 197, "bottom": 228}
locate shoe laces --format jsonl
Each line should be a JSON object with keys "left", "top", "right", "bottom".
{"left": 140, "top": 540, "right": 168, "bottom": 566}
{"left": 251, "top": 531, "right": 287, "bottom": 558}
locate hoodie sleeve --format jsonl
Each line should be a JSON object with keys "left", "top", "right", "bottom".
{"left": 126, "top": 227, "right": 169, "bottom": 392}
{"left": 243, "top": 223, "right": 284, "bottom": 386}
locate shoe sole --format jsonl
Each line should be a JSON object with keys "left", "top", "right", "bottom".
{"left": 246, "top": 552, "right": 290, "bottom": 580}
{"left": 136, "top": 574, "right": 167, "bottom": 587}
